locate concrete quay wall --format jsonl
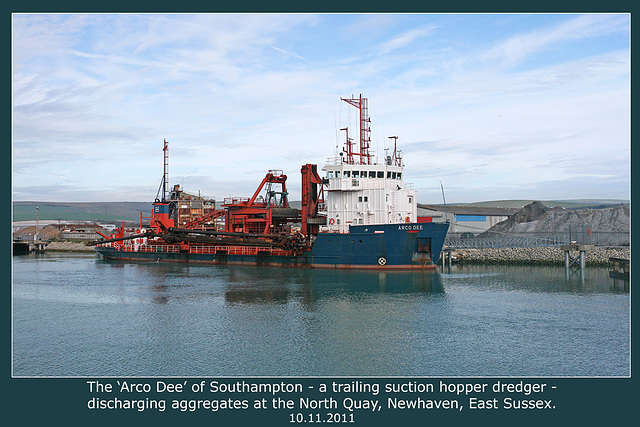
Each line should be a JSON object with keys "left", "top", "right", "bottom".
{"left": 452, "top": 246, "right": 630, "bottom": 267}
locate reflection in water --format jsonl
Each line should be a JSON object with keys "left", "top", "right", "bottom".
{"left": 609, "top": 277, "right": 629, "bottom": 293}
{"left": 13, "top": 253, "right": 630, "bottom": 377}
{"left": 97, "top": 258, "right": 627, "bottom": 309}
{"left": 224, "top": 270, "right": 444, "bottom": 306}
{"left": 444, "top": 264, "right": 628, "bottom": 294}
{"left": 150, "top": 284, "right": 170, "bottom": 304}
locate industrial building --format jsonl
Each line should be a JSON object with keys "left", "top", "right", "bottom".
{"left": 418, "top": 204, "right": 519, "bottom": 237}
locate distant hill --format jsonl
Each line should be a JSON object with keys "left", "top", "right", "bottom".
{"left": 12, "top": 201, "right": 153, "bottom": 223}
{"left": 457, "top": 199, "right": 629, "bottom": 209}
{"left": 13, "top": 198, "right": 630, "bottom": 224}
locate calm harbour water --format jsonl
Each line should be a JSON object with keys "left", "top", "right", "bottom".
{"left": 12, "top": 252, "right": 629, "bottom": 377}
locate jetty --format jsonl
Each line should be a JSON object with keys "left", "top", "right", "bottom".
{"left": 561, "top": 244, "right": 594, "bottom": 270}
{"left": 13, "top": 240, "right": 47, "bottom": 254}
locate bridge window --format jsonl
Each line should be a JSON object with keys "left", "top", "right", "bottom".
{"left": 344, "top": 171, "right": 350, "bottom": 178}
{"left": 369, "top": 171, "right": 376, "bottom": 178}
{"left": 397, "top": 173, "right": 402, "bottom": 180}
{"left": 377, "top": 171, "right": 384, "bottom": 178}
{"left": 327, "top": 171, "right": 334, "bottom": 178}
{"left": 352, "top": 170, "right": 359, "bottom": 178}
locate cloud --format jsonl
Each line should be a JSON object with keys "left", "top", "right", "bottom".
{"left": 378, "top": 25, "right": 437, "bottom": 54}
{"left": 11, "top": 13, "right": 630, "bottom": 204}
{"left": 271, "top": 45, "right": 307, "bottom": 61}
{"left": 478, "top": 14, "right": 629, "bottom": 69}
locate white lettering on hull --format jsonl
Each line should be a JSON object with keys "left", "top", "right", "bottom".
{"left": 398, "top": 225, "right": 423, "bottom": 231}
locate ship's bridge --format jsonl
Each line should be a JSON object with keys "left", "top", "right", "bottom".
{"left": 322, "top": 157, "right": 409, "bottom": 190}
{"left": 321, "top": 158, "right": 417, "bottom": 233}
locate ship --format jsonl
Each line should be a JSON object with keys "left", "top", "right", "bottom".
{"left": 91, "top": 95, "right": 449, "bottom": 269}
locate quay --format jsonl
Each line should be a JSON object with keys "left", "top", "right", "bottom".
{"left": 440, "top": 246, "right": 629, "bottom": 267}
{"left": 13, "top": 240, "right": 47, "bottom": 254}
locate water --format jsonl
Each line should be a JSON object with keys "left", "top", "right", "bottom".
{"left": 12, "top": 253, "right": 629, "bottom": 377}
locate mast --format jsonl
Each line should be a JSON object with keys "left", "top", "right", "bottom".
{"left": 163, "top": 139, "right": 169, "bottom": 202}
{"left": 341, "top": 94, "right": 372, "bottom": 165}
{"left": 388, "top": 136, "right": 402, "bottom": 167}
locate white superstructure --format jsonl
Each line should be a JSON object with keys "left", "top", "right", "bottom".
{"left": 322, "top": 156, "right": 417, "bottom": 233}
{"left": 320, "top": 95, "right": 417, "bottom": 233}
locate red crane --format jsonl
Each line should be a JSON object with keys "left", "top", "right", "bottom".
{"left": 223, "top": 170, "right": 298, "bottom": 235}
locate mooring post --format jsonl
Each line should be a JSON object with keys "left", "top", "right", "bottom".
{"left": 561, "top": 244, "right": 593, "bottom": 278}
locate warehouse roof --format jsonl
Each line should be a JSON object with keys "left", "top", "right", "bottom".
{"left": 418, "top": 204, "right": 519, "bottom": 217}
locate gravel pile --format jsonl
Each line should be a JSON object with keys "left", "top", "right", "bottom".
{"left": 46, "top": 241, "right": 95, "bottom": 252}
{"left": 481, "top": 202, "right": 630, "bottom": 245}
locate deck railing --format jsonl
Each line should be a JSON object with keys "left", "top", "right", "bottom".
{"left": 106, "top": 242, "right": 290, "bottom": 256}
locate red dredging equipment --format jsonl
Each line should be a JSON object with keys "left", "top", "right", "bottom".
{"left": 223, "top": 169, "right": 295, "bottom": 235}
{"left": 300, "top": 164, "right": 325, "bottom": 237}
{"left": 90, "top": 142, "right": 326, "bottom": 254}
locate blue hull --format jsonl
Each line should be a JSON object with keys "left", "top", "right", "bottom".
{"left": 309, "top": 222, "right": 449, "bottom": 268}
{"left": 95, "top": 222, "right": 449, "bottom": 270}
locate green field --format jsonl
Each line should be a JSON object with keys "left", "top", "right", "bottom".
{"left": 13, "top": 201, "right": 153, "bottom": 222}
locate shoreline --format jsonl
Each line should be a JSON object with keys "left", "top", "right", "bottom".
{"left": 450, "top": 246, "right": 630, "bottom": 267}
{"left": 43, "top": 241, "right": 630, "bottom": 267}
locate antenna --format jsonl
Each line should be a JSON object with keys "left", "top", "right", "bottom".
{"left": 388, "top": 136, "right": 401, "bottom": 166}
{"left": 35, "top": 205, "right": 39, "bottom": 242}
{"left": 340, "top": 127, "right": 353, "bottom": 164}
{"left": 440, "top": 181, "right": 449, "bottom": 223}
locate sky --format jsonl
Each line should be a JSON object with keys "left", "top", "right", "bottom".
{"left": 12, "top": 13, "right": 630, "bottom": 204}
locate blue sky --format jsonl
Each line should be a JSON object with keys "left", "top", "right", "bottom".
{"left": 12, "top": 13, "right": 630, "bottom": 204}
